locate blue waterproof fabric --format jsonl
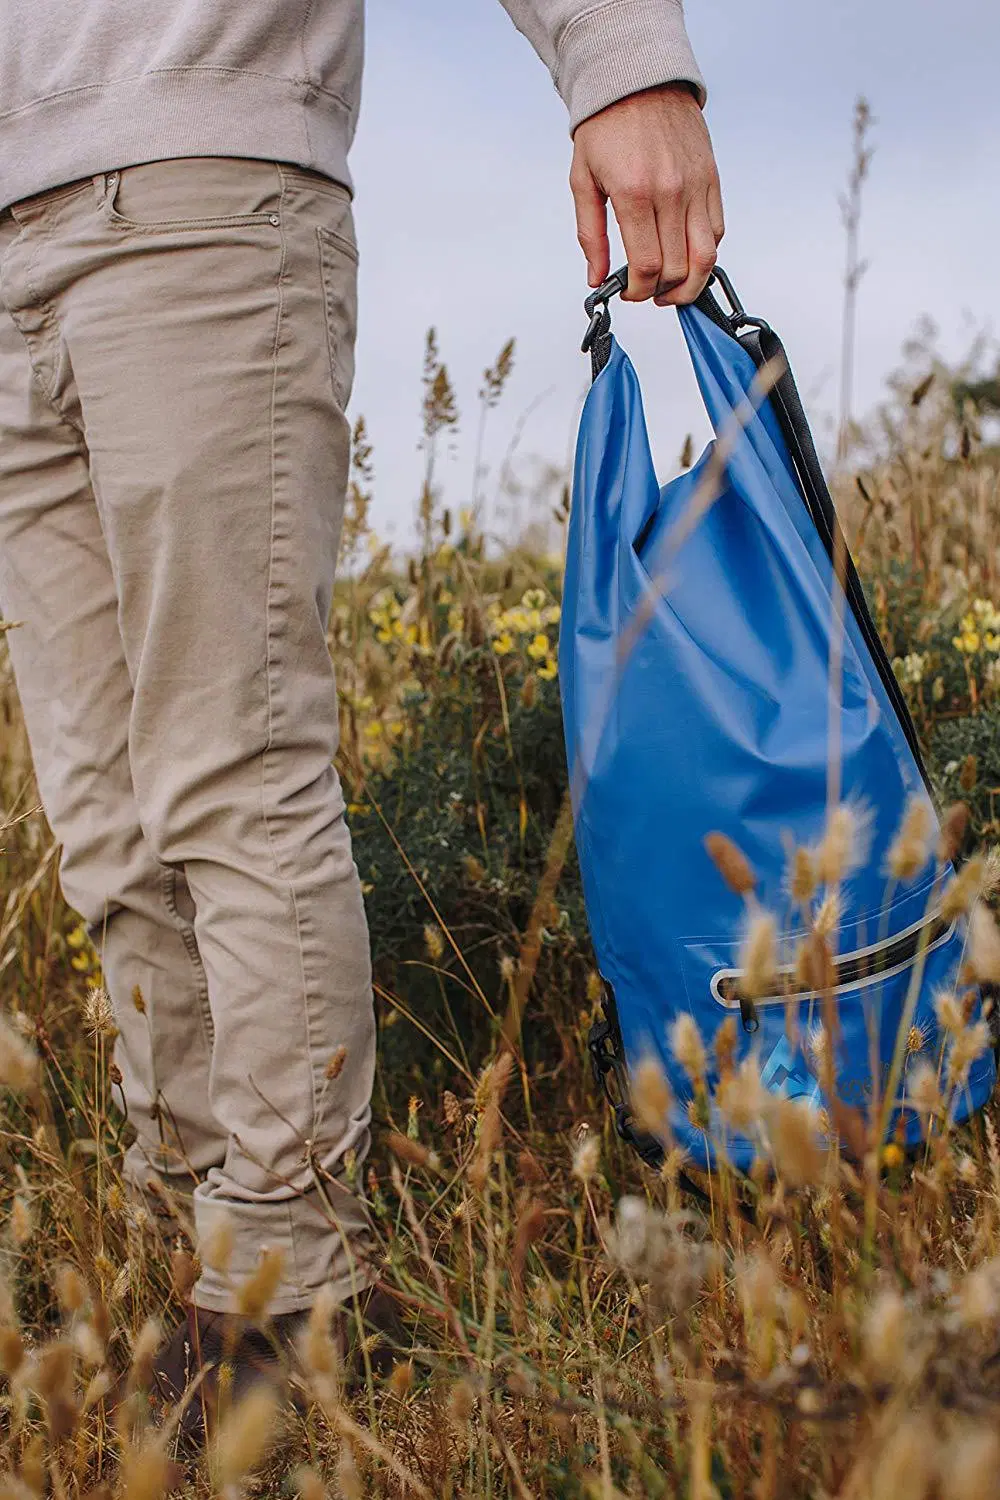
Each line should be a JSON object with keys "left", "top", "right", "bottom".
{"left": 560, "top": 305, "right": 996, "bottom": 1169}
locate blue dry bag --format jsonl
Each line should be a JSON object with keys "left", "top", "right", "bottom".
{"left": 560, "top": 267, "right": 996, "bottom": 1171}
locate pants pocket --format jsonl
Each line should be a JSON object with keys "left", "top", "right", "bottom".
{"left": 317, "top": 225, "right": 358, "bottom": 410}
{"left": 102, "top": 159, "right": 282, "bottom": 232}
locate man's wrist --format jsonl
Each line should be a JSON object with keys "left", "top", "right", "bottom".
{"left": 556, "top": 0, "right": 706, "bottom": 134}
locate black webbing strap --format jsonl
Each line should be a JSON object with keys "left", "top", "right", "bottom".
{"left": 735, "top": 319, "right": 929, "bottom": 784}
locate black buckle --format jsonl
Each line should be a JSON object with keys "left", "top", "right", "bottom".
{"left": 709, "top": 266, "right": 771, "bottom": 338}
{"left": 588, "top": 981, "right": 664, "bottom": 1167}
{"left": 581, "top": 265, "right": 629, "bottom": 353}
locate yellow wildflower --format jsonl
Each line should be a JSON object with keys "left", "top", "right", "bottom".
{"left": 493, "top": 632, "right": 514, "bottom": 656}
{"left": 527, "top": 633, "right": 550, "bottom": 661}
{"left": 538, "top": 658, "right": 558, "bottom": 680}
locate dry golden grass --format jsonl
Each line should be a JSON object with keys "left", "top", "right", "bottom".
{"left": 4, "top": 219, "right": 1000, "bottom": 1497}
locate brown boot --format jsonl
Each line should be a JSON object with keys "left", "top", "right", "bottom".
{"left": 335, "top": 1285, "right": 408, "bottom": 1384}
{"left": 145, "top": 1287, "right": 406, "bottom": 1447}
{"left": 148, "top": 1305, "right": 301, "bottom": 1447}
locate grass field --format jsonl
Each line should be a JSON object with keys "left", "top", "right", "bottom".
{"left": 4, "top": 227, "right": 1000, "bottom": 1496}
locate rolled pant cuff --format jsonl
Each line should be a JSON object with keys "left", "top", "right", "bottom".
{"left": 192, "top": 1185, "right": 374, "bottom": 1316}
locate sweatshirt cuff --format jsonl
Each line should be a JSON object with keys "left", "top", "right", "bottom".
{"left": 556, "top": 0, "right": 706, "bottom": 132}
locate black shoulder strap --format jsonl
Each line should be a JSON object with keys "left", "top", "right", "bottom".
{"left": 733, "top": 317, "right": 928, "bottom": 782}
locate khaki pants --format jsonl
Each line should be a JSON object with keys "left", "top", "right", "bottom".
{"left": 0, "top": 159, "right": 375, "bottom": 1314}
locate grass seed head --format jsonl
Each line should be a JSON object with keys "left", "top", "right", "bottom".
{"left": 119, "top": 1439, "right": 173, "bottom": 1500}
{"left": 513, "top": 1197, "right": 547, "bottom": 1286}
{"left": 55, "top": 1264, "right": 86, "bottom": 1316}
{"left": 325, "top": 1044, "right": 348, "bottom": 1081}
{"left": 294, "top": 1467, "right": 328, "bottom": 1500}
{"left": 813, "top": 890, "right": 842, "bottom": 937}
{"left": 448, "top": 1376, "right": 476, "bottom": 1433}
{"left": 934, "top": 989, "right": 967, "bottom": 1036}
{"left": 717, "top": 1055, "right": 768, "bottom": 1133}
{"left": 72, "top": 1321, "right": 104, "bottom": 1367}
{"left": 796, "top": 931, "right": 836, "bottom": 996}
{"left": 941, "top": 855, "right": 985, "bottom": 921}
{"left": 807, "top": 1024, "right": 832, "bottom": 1074}
{"left": 83, "top": 986, "right": 116, "bottom": 1038}
{"left": 423, "top": 924, "right": 445, "bottom": 962}
{"left": 887, "top": 795, "right": 935, "bottom": 883}
{"left": 387, "top": 1130, "right": 431, "bottom": 1169}
{"left": 301, "top": 1284, "right": 340, "bottom": 1382}
{"left": 957, "top": 1153, "right": 978, "bottom": 1183}
{"left": 129, "top": 1318, "right": 162, "bottom": 1391}
{"left": 739, "top": 911, "right": 778, "bottom": 1000}
{"left": 959, "top": 1262, "right": 1000, "bottom": 1328}
{"left": 938, "top": 801, "right": 970, "bottom": 864}
{"left": 571, "top": 1132, "right": 600, "bottom": 1184}
{"left": 871, "top": 1413, "right": 938, "bottom": 1500}
{"left": 788, "top": 844, "right": 818, "bottom": 907}
{"left": 908, "top": 1060, "right": 942, "bottom": 1117}
{"left": 170, "top": 1247, "right": 196, "bottom": 1301}
{"left": 767, "top": 1097, "right": 825, "bottom": 1188}
{"left": 703, "top": 832, "right": 756, "bottom": 896}
{"left": 0, "top": 1017, "right": 38, "bottom": 1093}
{"left": 967, "top": 901, "right": 1000, "bottom": 983}
{"left": 941, "top": 1426, "right": 1000, "bottom": 1500}
{"left": 907, "top": 1022, "right": 929, "bottom": 1055}
{"left": 947, "top": 1020, "right": 991, "bottom": 1087}
{"left": 670, "top": 1013, "right": 707, "bottom": 1084}
{"left": 816, "top": 801, "right": 872, "bottom": 887}
{"left": 10, "top": 1195, "right": 31, "bottom": 1246}
{"left": 200, "top": 1211, "right": 235, "bottom": 1275}
{"left": 235, "top": 1246, "right": 285, "bottom": 1323}
{"left": 336, "top": 1443, "right": 363, "bottom": 1500}
{"left": 0, "top": 1326, "right": 24, "bottom": 1378}
{"left": 633, "top": 1056, "right": 672, "bottom": 1138}
{"left": 981, "top": 845, "right": 1000, "bottom": 898}
{"left": 213, "top": 1384, "right": 280, "bottom": 1487}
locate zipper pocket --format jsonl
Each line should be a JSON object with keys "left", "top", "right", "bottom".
{"left": 713, "top": 910, "right": 955, "bottom": 1011}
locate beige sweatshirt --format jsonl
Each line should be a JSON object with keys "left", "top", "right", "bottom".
{"left": 0, "top": 1, "right": 703, "bottom": 209}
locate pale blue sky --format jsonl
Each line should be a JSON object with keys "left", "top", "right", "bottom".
{"left": 350, "top": 0, "right": 998, "bottom": 543}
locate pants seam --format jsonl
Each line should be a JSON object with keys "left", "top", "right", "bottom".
{"left": 260, "top": 168, "right": 322, "bottom": 1177}
{"left": 32, "top": 210, "right": 87, "bottom": 437}
{"left": 160, "top": 864, "right": 215, "bottom": 1049}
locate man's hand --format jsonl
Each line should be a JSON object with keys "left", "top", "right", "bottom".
{"left": 570, "top": 83, "right": 724, "bottom": 306}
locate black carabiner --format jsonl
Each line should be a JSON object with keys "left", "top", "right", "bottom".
{"left": 581, "top": 264, "right": 629, "bottom": 353}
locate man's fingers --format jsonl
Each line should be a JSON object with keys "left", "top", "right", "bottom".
{"left": 654, "top": 204, "right": 717, "bottom": 307}
{"left": 615, "top": 193, "right": 666, "bottom": 302}
{"left": 708, "top": 177, "right": 725, "bottom": 245}
{"left": 650, "top": 180, "right": 690, "bottom": 300}
{"left": 570, "top": 164, "right": 610, "bottom": 288}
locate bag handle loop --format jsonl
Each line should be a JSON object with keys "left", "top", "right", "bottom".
{"left": 581, "top": 263, "right": 770, "bottom": 379}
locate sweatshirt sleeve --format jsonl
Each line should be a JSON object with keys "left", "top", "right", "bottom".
{"left": 496, "top": 0, "right": 705, "bottom": 132}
